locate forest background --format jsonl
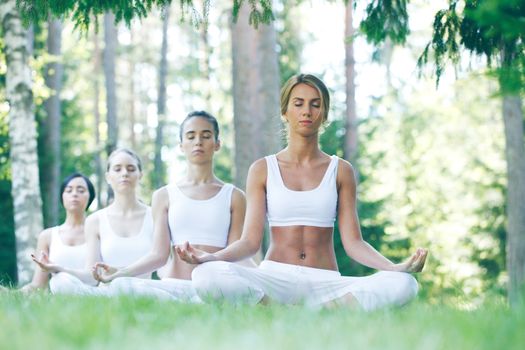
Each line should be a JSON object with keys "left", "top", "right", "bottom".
{"left": 1, "top": 0, "right": 523, "bottom": 309}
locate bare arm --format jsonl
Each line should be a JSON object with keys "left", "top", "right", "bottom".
{"left": 337, "top": 160, "right": 427, "bottom": 272}
{"left": 21, "top": 229, "right": 52, "bottom": 292}
{"left": 32, "top": 215, "right": 100, "bottom": 285}
{"left": 94, "top": 188, "right": 171, "bottom": 282}
{"left": 226, "top": 187, "right": 246, "bottom": 245}
{"left": 177, "top": 159, "right": 267, "bottom": 263}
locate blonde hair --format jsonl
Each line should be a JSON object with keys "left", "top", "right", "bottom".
{"left": 106, "top": 148, "right": 143, "bottom": 172}
{"left": 280, "top": 74, "right": 330, "bottom": 122}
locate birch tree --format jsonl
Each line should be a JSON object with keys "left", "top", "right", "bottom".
{"left": 1, "top": 0, "right": 43, "bottom": 285}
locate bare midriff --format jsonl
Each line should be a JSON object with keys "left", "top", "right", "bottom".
{"left": 165, "top": 244, "right": 223, "bottom": 280}
{"left": 265, "top": 225, "right": 338, "bottom": 271}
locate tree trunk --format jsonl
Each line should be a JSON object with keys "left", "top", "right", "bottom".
{"left": 1, "top": 0, "right": 44, "bottom": 285}
{"left": 128, "top": 28, "right": 136, "bottom": 150}
{"left": 344, "top": 0, "right": 358, "bottom": 166}
{"left": 92, "top": 26, "right": 103, "bottom": 208}
{"left": 153, "top": 5, "right": 170, "bottom": 189}
{"left": 502, "top": 93, "right": 525, "bottom": 306}
{"left": 500, "top": 47, "right": 525, "bottom": 306}
{"left": 42, "top": 17, "right": 62, "bottom": 226}
{"left": 200, "top": 2, "right": 212, "bottom": 111}
{"left": 231, "top": 3, "right": 280, "bottom": 191}
{"left": 103, "top": 12, "right": 118, "bottom": 203}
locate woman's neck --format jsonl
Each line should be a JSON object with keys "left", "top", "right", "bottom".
{"left": 110, "top": 192, "right": 140, "bottom": 213}
{"left": 185, "top": 162, "right": 217, "bottom": 185}
{"left": 63, "top": 211, "right": 85, "bottom": 227}
{"left": 284, "top": 134, "right": 322, "bottom": 162}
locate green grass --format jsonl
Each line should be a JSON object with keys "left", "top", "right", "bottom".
{"left": 1, "top": 291, "right": 523, "bottom": 350}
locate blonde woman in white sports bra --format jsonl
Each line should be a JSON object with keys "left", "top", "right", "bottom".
{"left": 91, "top": 111, "right": 249, "bottom": 301}
{"left": 22, "top": 173, "right": 95, "bottom": 292}
{"left": 178, "top": 74, "right": 429, "bottom": 311}
{"left": 34, "top": 149, "right": 154, "bottom": 295}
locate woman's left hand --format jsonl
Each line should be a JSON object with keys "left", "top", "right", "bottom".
{"left": 395, "top": 248, "right": 428, "bottom": 273}
{"left": 176, "top": 241, "right": 216, "bottom": 265}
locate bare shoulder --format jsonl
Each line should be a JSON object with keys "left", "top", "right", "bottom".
{"left": 151, "top": 186, "right": 169, "bottom": 214}
{"left": 152, "top": 186, "right": 169, "bottom": 204}
{"left": 85, "top": 210, "right": 101, "bottom": 227}
{"left": 337, "top": 158, "right": 357, "bottom": 186}
{"left": 247, "top": 157, "right": 268, "bottom": 183}
{"left": 231, "top": 186, "right": 246, "bottom": 206}
{"left": 37, "top": 227, "right": 53, "bottom": 244}
{"left": 231, "top": 186, "right": 246, "bottom": 199}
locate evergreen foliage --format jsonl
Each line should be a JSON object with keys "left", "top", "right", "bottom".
{"left": 17, "top": 0, "right": 275, "bottom": 29}
{"left": 359, "top": 0, "right": 410, "bottom": 45}
{"left": 418, "top": 0, "right": 525, "bottom": 91}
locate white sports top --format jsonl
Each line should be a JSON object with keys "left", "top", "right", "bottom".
{"left": 99, "top": 207, "right": 153, "bottom": 278}
{"left": 265, "top": 154, "right": 339, "bottom": 227}
{"left": 48, "top": 226, "right": 86, "bottom": 270}
{"left": 167, "top": 183, "right": 234, "bottom": 248}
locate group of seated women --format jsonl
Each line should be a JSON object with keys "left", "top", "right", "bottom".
{"left": 21, "top": 74, "right": 428, "bottom": 311}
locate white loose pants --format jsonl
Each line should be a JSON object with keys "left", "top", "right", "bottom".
{"left": 108, "top": 277, "right": 202, "bottom": 302}
{"left": 49, "top": 272, "right": 112, "bottom": 296}
{"left": 192, "top": 260, "right": 418, "bottom": 311}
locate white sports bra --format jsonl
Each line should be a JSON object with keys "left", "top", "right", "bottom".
{"left": 167, "top": 183, "right": 234, "bottom": 248}
{"left": 48, "top": 226, "right": 86, "bottom": 270}
{"left": 99, "top": 207, "right": 153, "bottom": 277}
{"left": 265, "top": 154, "right": 338, "bottom": 227}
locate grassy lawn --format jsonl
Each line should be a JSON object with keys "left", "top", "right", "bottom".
{"left": 1, "top": 291, "right": 523, "bottom": 349}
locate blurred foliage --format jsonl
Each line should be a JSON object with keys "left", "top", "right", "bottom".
{"left": 364, "top": 74, "right": 505, "bottom": 305}
{"left": 275, "top": 0, "right": 303, "bottom": 86}
{"left": 360, "top": 0, "right": 410, "bottom": 45}
{"left": 418, "top": 0, "right": 525, "bottom": 93}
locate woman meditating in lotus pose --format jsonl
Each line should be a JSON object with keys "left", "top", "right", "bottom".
{"left": 92, "top": 111, "right": 250, "bottom": 301}
{"left": 33, "top": 149, "right": 154, "bottom": 295}
{"left": 177, "top": 74, "right": 428, "bottom": 310}
{"left": 22, "top": 173, "right": 95, "bottom": 292}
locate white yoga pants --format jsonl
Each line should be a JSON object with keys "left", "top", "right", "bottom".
{"left": 49, "top": 272, "right": 113, "bottom": 296}
{"left": 192, "top": 260, "right": 418, "bottom": 311}
{"left": 49, "top": 272, "right": 197, "bottom": 301}
{"left": 108, "top": 277, "right": 201, "bottom": 302}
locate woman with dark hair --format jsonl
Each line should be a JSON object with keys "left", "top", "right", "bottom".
{"left": 178, "top": 74, "right": 428, "bottom": 310}
{"left": 22, "top": 173, "right": 95, "bottom": 292}
{"left": 33, "top": 149, "right": 155, "bottom": 295}
{"left": 91, "top": 111, "right": 250, "bottom": 301}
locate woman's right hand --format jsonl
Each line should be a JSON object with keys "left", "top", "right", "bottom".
{"left": 175, "top": 241, "right": 216, "bottom": 265}
{"left": 92, "top": 263, "right": 119, "bottom": 283}
{"left": 31, "top": 251, "right": 62, "bottom": 274}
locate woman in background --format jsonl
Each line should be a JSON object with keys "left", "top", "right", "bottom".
{"left": 93, "top": 111, "right": 251, "bottom": 301}
{"left": 33, "top": 149, "right": 154, "bottom": 296}
{"left": 22, "top": 173, "right": 95, "bottom": 292}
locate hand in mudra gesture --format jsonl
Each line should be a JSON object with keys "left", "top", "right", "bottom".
{"left": 395, "top": 248, "right": 428, "bottom": 273}
{"left": 175, "top": 241, "right": 216, "bottom": 265}
{"left": 92, "top": 262, "right": 118, "bottom": 283}
{"left": 31, "top": 251, "right": 61, "bottom": 274}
